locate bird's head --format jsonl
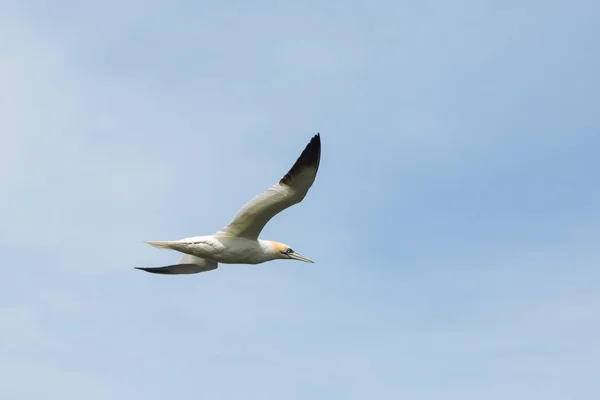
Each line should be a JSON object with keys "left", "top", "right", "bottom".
{"left": 270, "top": 241, "right": 314, "bottom": 263}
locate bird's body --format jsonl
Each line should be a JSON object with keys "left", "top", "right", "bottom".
{"left": 136, "top": 133, "right": 321, "bottom": 275}
{"left": 146, "top": 235, "right": 285, "bottom": 265}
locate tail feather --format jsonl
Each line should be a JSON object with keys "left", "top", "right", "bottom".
{"left": 145, "top": 241, "right": 179, "bottom": 250}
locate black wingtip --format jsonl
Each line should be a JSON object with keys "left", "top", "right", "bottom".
{"left": 279, "top": 133, "right": 321, "bottom": 186}
{"left": 135, "top": 266, "right": 173, "bottom": 275}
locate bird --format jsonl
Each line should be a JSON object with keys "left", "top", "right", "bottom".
{"left": 136, "top": 133, "right": 321, "bottom": 275}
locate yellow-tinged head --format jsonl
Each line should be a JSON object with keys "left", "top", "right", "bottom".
{"left": 269, "top": 241, "right": 314, "bottom": 263}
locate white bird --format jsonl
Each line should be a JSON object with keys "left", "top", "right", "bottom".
{"left": 136, "top": 133, "right": 321, "bottom": 275}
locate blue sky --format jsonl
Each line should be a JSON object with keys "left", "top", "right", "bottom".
{"left": 1, "top": 1, "right": 599, "bottom": 399}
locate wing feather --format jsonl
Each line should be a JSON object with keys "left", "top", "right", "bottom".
{"left": 135, "top": 254, "right": 218, "bottom": 275}
{"left": 217, "top": 133, "right": 321, "bottom": 239}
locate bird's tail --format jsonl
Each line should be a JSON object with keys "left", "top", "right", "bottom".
{"left": 145, "top": 241, "right": 181, "bottom": 250}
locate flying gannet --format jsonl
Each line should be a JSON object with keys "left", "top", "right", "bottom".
{"left": 136, "top": 133, "right": 321, "bottom": 275}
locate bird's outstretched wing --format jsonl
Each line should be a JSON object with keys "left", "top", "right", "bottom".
{"left": 135, "top": 254, "right": 218, "bottom": 275}
{"left": 217, "top": 133, "right": 321, "bottom": 240}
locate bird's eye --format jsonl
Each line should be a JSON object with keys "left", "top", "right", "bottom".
{"left": 286, "top": 248, "right": 294, "bottom": 254}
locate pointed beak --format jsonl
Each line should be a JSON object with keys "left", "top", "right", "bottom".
{"left": 288, "top": 252, "right": 314, "bottom": 263}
